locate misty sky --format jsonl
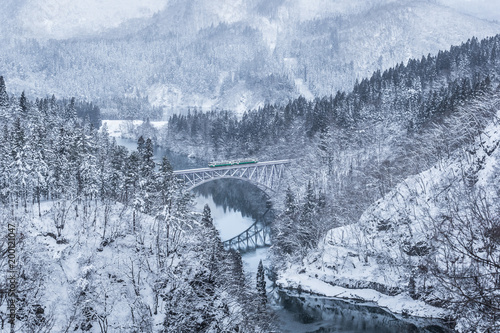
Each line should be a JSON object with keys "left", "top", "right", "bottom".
{"left": 439, "top": 0, "right": 500, "bottom": 22}
{"left": 3, "top": 0, "right": 500, "bottom": 40}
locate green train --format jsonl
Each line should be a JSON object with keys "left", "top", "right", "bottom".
{"left": 208, "top": 158, "right": 258, "bottom": 168}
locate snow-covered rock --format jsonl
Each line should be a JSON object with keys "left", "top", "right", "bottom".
{"left": 278, "top": 108, "right": 500, "bottom": 324}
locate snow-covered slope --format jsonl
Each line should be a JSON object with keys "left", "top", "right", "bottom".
{"left": 1, "top": 0, "right": 167, "bottom": 39}
{"left": 139, "top": 1, "right": 500, "bottom": 111}
{"left": 330, "top": 1, "right": 500, "bottom": 92}
{"left": 1, "top": 0, "right": 500, "bottom": 114}
{"left": 439, "top": 0, "right": 500, "bottom": 22}
{"left": 278, "top": 105, "right": 500, "bottom": 327}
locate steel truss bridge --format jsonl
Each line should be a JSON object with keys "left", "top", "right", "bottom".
{"left": 222, "top": 217, "right": 272, "bottom": 252}
{"left": 221, "top": 207, "right": 274, "bottom": 251}
{"left": 173, "top": 160, "right": 290, "bottom": 252}
{"left": 173, "top": 160, "right": 290, "bottom": 192}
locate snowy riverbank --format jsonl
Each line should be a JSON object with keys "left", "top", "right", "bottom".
{"left": 102, "top": 119, "right": 167, "bottom": 138}
{"left": 276, "top": 270, "right": 448, "bottom": 319}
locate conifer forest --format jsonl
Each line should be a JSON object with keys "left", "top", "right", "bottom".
{"left": 1, "top": 1, "right": 500, "bottom": 332}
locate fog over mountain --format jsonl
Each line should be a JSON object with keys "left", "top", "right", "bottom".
{"left": 0, "top": 0, "right": 167, "bottom": 39}
{"left": 0, "top": 0, "right": 499, "bottom": 116}
{"left": 1, "top": 1, "right": 500, "bottom": 332}
{"left": 438, "top": 0, "right": 500, "bottom": 22}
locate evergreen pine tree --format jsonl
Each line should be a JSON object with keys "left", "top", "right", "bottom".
{"left": 284, "top": 186, "right": 297, "bottom": 216}
{"left": 409, "top": 275, "right": 417, "bottom": 300}
{"left": 201, "top": 203, "right": 214, "bottom": 228}
{"left": 0, "top": 76, "right": 9, "bottom": 110}
{"left": 109, "top": 143, "right": 128, "bottom": 201}
{"left": 156, "top": 156, "right": 175, "bottom": 208}
{"left": 302, "top": 181, "right": 316, "bottom": 218}
{"left": 299, "top": 181, "right": 317, "bottom": 250}
{"left": 256, "top": 259, "right": 267, "bottom": 310}
{"left": 142, "top": 138, "right": 156, "bottom": 178}
{"left": 137, "top": 136, "right": 145, "bottom": 159}
{"left": 200, "top": 203, "right": 225, "bottom": 284}
{"left": 274, "top": 186, "right": 299, "bottom": 255}
{"left": 124, "top": 151, "right": 140, "bottom": 203}
{"left": 65, "top": 97, "right": 77, "bottom": 120}
{"left": 0, "top": 124, "right": 11, "bottom": 203}
{"left": 11, "top": 117, "right": 32, "bottom": 209}
{"left": 19, "top": 91, "right": 28, "bottom": 115}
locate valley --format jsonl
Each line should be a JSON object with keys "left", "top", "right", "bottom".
{"left": 0, "top": 1, "right": 500, "bottom": 332}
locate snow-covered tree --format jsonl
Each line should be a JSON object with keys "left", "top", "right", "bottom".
{"left": 256, "top": 259, "right": 267, "bottom": 311}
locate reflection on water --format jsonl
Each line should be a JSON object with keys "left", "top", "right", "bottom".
{"left": 192, "top": 179, "right": 273, "bottom": 283}
{"left": 274, "top": 291, "right": 451, "bottom": 333}
{"left": 193, "top": 179, "right": 273, "bottom": 244}
{"left": 194, "top": 193, "right": 255, "bottom": 240}
{"left": 114, "top": 137, "right": 449, "bottom": 333}
{"left": 192, "top": 179, "right": 269, "bottom": 221}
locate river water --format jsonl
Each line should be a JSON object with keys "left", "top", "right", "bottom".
{"left": 114, "top": 136, "right": 450, "bottom": 333}
{"left": 113, "top": 137, "right": 271, "bottom": 273}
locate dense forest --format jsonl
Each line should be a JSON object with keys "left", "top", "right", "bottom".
{"left": 1, "top": 1, "right": 497, "bottom": 119}
{"left": 165, "top": 35, "right": 500, "bottom": 154}
{"left": 163, "top": 35, "right": 500, "bottom": 220}
{"left": 160, "top": 34, "right": 500, "bottom": 331}
{"left": 0, "top": 76, "right": 273, "bottom": 332}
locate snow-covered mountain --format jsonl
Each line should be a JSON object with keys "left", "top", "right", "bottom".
{"left": 277, "top": 96, "right": 500, "bottom": 331}
{"left": 439, "top": 0, "right": 500, "bottom": 22}
{"left": 0, "top": 0, "right": 167, "bottom": 39}
{"left": 0, "top": 0, "right": 402, "bottom": 39}
{"left": 5, "top": 0, "right": 498, "bottom": 40}
{"left": 1, "top": 0, "right": 500, "bottom": 116}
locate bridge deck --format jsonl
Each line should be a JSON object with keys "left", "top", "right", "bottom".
{"left": 173, "top": 159, "right": 291, "bottom": 174}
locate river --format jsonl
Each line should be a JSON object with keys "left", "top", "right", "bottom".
{"left": 114, "top": 136, "right": 450, "bottom": 333}
{"left": 113, "top": 137, "right": 271, "bottom": 273}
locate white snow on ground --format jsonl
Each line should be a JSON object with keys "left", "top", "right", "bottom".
{"left": 147, "top": 84, "right": 184, "bottom": 109}
{"left": 146, "top": 81, "right": 265, "bottom": 118}
{"left": 102, "top": 120, "right": 167, "bottom": 137}
{"left": 278, "top": 109, "right": 500, "bottom": 320}
{"left": 19, "top": 200, "right": 162, "bottom": 331}
{"left": 438, "top": 0, "right": 500, "bottom": 22}
{"left": 294, "top": 79, "right": 314, "bottom": 100}
{"left": 277, "top": 272, "right": 447, "bottom": 318}
{"left": 280, "top": 0, "right": 396, "bottom": 22}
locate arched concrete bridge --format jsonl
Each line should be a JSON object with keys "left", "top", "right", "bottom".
{"left": 173, "top": 159, "right": 290, "bottom": 192}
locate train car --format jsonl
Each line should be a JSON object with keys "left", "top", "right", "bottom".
{"left": 208, "top": 160, "right": 233, "bottom": 167}
{"left": 235, "top": 158, "right": 258, "bottom": 165}
{"left": 208, "top": 159, "right": 258, "bottom": 168}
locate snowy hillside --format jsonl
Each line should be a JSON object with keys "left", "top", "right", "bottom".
{"left": 1, "top": 1, "right": 500, "bottom": 116}
{"left": 439, "top": 0, "right": 500, "bottom": 22}
{"left": 328, "top": 1, "right": 500, "bottom": 92}
{"left": 4, "top": 0, "right": 498, "bottom": 41}
{"left": 277, "top": 101, "right": 500, "bottom": 330}
{"left": 0, "top": 0, "right": 166, "bottom": 39}
{"left": 0, "top": 85, "right": 273, "bottom": 331}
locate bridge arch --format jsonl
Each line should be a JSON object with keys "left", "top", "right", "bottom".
{"left": 223, "top": 214, "right": 272, "bottom": 252}
{"left": 173, "top": 160, "right": 290, "bottom": 251}
{"left": 173, "top": 160, "right": 290, "bottom": 194}
{"left": 184, "top": 176, "right": 273, "bottom": 194}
